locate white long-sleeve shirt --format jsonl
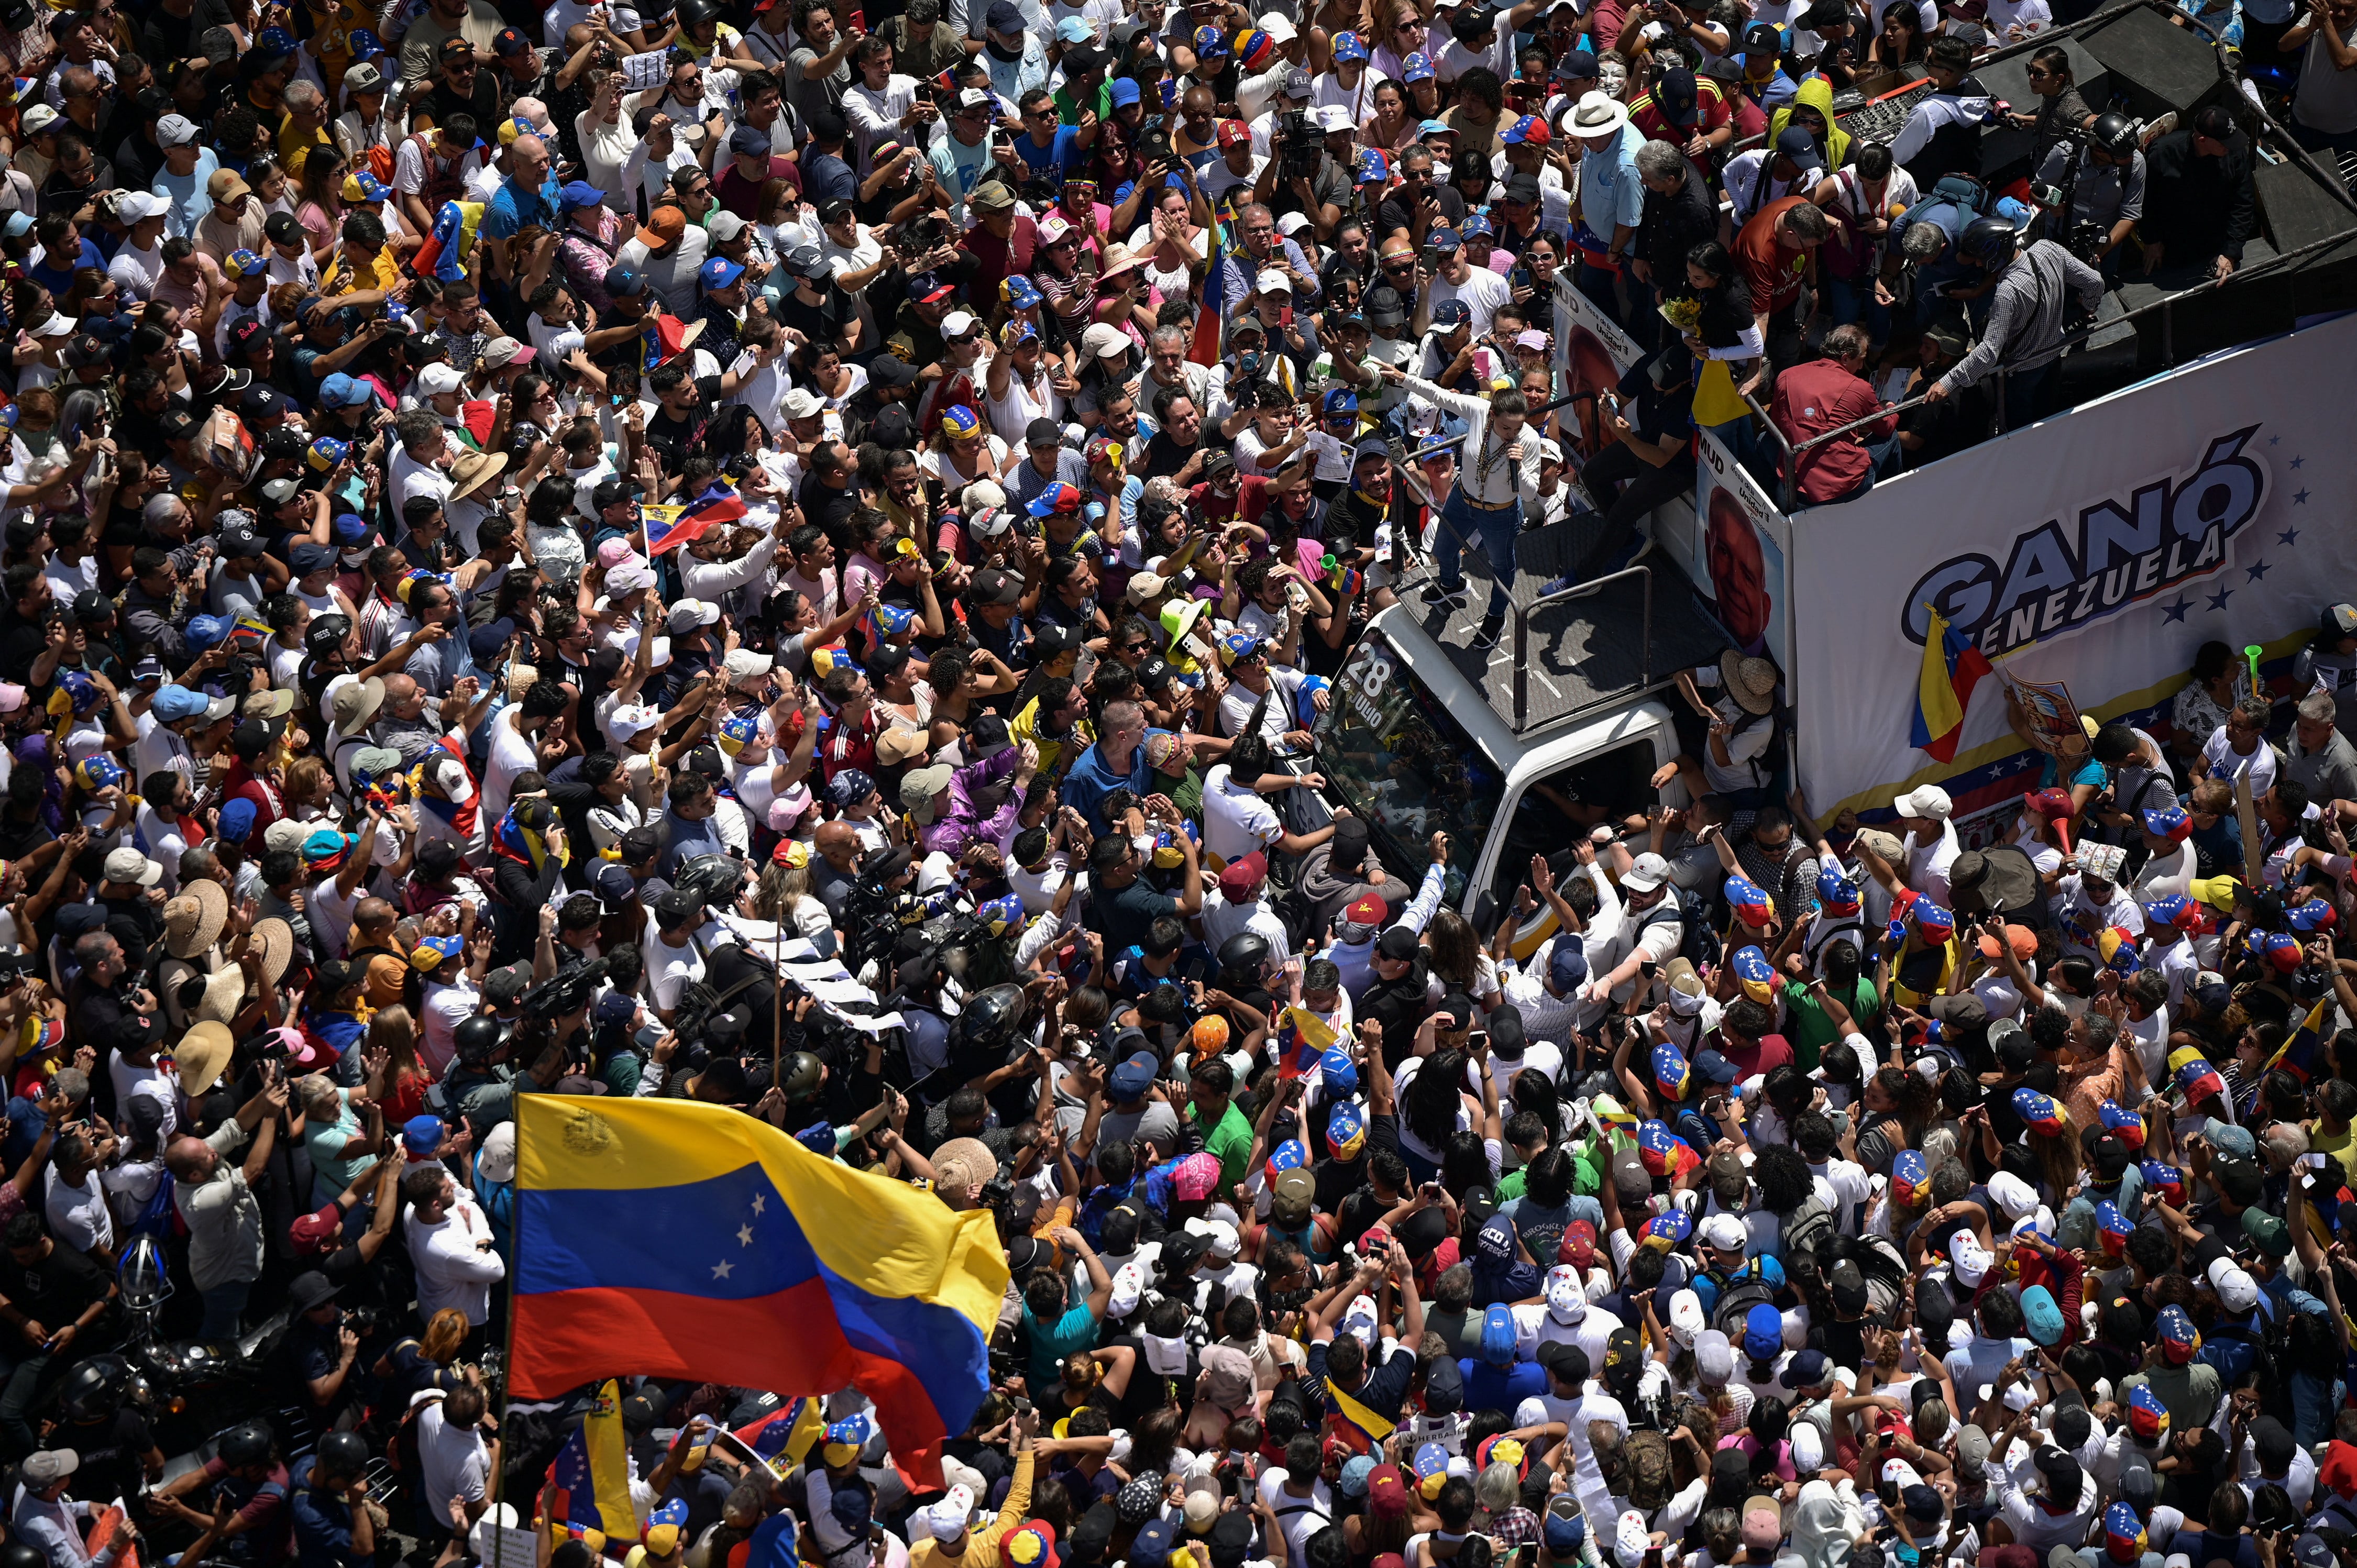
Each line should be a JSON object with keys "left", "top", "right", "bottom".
{"left": 406, "top": 1187, "right": 508, "bottom": 1326}
{"left": 1403, "top": 375, "right": 1541, "bottom": 513}
{"left": 13, "top": 1489, "right": 113, "bottom": 1568}
{"left": 680, "top": 531, "right": 782, "bottom": 627}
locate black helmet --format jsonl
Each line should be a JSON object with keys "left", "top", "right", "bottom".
{"left": 59, "top": 1355, "right": 131, "bottom": 1422}
{"left": 2090, "top": 112, "right": 2138, "bottom": 157}
{"left": 780, "top": 1051, "right": 824, "bottom": 1102}
{"left": 1957, "top": 215, "right": 2019, "bottom": 270}
{"left": 316, "top": 1430, "right": 372, "bottom": 1481}
{"left": 957, "top": 984, "right": 1028, "bottom": 1052}
{"left": 0, "top": 1542, "right": 46, "bottom": 1568}
{"left": 453, "top": 1015, "right": 503, "bottom": 1068}
{"left": 677, "top": 0, "right": 721, "bottom": 26}
{"left": 218, "top": 1421, "right": 273, "bottom": 1468}
{"left": 1217, "top": 931, "right": 1271, "bottom": 978}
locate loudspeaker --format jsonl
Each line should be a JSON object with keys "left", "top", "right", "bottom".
{"left": 1973, "top": 38, "right": 2112, "bottom": 183}
{"left": 2078, "top": 3, "right": 2228, "bottom": 121}
{"left": 2256, "top": 154, "right": 2357, "bottom": 251}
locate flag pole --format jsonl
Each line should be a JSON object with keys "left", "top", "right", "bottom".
{"left": 488, "top": 1103, "right": 525, "bottom": 1568}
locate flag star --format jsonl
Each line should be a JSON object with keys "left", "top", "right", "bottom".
{"left": 2280, "top": 527, "right": 2301, "bottom": 547}
{"left": 2246, "top": 558, "right": 2271, "bottom": 582}
{"left": 739, "top": 1224, "right": 755, "bottom": 1246}
{"left": 2290, "top": 455, "right": 2305, "bottom": 469}
{"left": 2207, "top": 587, "right": 2234, "bottom": 613}
{"left": 2269, "top": 435, "right": 2281, "bottom": 445}
{"left": 713, "top": 1259, "right": 735, "bottom": 1280}
{"left": 2294, "top": 489, "right": 2310, "bottom": 505}
{"left": 2162, "top": 597, "right": 2194, "bottom": 623}
{"left": 751, "top": 1193, "right": 767, "bottom": 1214}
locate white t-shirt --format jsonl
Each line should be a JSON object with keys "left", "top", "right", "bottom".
{"left": 1201, "top": 764, "right": 1284, "bottom": 864}
{"left": 2202, "top": 729, "right": 2278, "bottom": 797}
{"left": 1428, "top": 263, "right": 1512, "bottom": 335}
{"left": 45, "top": 1166, "right": 113, "bottom": 1254}
{"left": 481, "top": 707, "right": 540, "bottom": 826}
{"left": 417, "top": 1397, "right": 492, "bottom": 1520}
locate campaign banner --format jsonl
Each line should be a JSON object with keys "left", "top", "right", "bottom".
{"left": 1549, "top": 276, "right": 1793, "bottom": 673}
{"left": 1790, "top": 309, "right": 2357, "bottom": 820}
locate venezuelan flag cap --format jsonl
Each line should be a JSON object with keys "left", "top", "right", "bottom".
{"left": 1817, "top": 865, "right": 1860, "bottom": 913}
{"left": 1650, "top": 1043, "right": 1692, "bottom": 1101}
{"left": 1731, "top": 945, "right": 1775, "bottom": 1002}
{"left": 1724, "top": 875, "right": 1772, "bottom": 926}
{"left": 1912, "top": 902, "right": 1956, "bottom": 936}
{"left": 2126, "top": 1385, "right": 2169, "bottom": 1442}
{"left": 2172, "top": 1046, "right": 2226, "bottom": 1105}
{"left": 2256, "top": 930, "right": 2304, "bottom": 974}
{"left": 821, "top": 1413, "right": 871, "bottom": 1467}
{"left": 2012, "top": 1087, "right": 2068, "bottom": 1138}
{"left": 2143, "top": 893, "right": 2202, "bottom": 932}
{"left": 2156, "top": 1303, "right": 2200, "bottom": 1363}
{"left": 2098, "top": 1100, "right": 2145, "bottom": 1149}
{"left": 2141, "top": 1161, "right": 2184, "bottom": 1205}
{"left": 2104, "top": 1503, "right": 2147, "bottom": 1562}
{"left": 1006, "top": 1522, "right": 1055, "bottom": 1568}
{"left": 1265, "top": 1139, "right": 1308, "bottom": 1180}
{"left": 1889, "top": 1149, "right": 1930, "bottom": 1208}
{"left": 1643, "top": 1209, "right": 1692, "bottom": 1252}
{"left": 1413, "top": 1441, "right": 1450, "bottom": 1499}
{"left": 2290, "top": 899, "right": 2339, "bottom": 933}
{"left": 2095, "top": 1199, "right": 2132, "bottom": 1256}
{"left": 1326, "top": 1101, "right": 1366, "bottom": 1160}
{"left": 1637, "top": 1120, "right": 1698, "bottom": 1179}
{"left": 1320, "top": 1046, "right": 1359, "bottom": 1095}
{"left": 2098, "top": 926, "right": 2142, "bottom": 975}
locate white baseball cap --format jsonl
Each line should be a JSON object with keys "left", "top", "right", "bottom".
{"left": 608, "top": 703, "right": 661, "bottom": 741}
{"left": 103, "top": 848, "right": 163, "bottom": 887}
{"left": 415, "top": 362, "right": 466, "bottom": 398}
{"left": 430, "top": 756, "right": 473, "bottom": 802}
{"left": 1621, "top": 851, "right": 1671, "bottom": 892}
{"left": 1895, "top": 783, "right": 1953, "bottom": 820}
{"left": 157, "top": 113, "right": 200, "bottom": 146}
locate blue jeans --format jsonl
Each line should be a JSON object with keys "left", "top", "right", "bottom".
{"left": 1434, "top": 489, "right": 1522, "bottom": 615}
{"left": 201, "top": 1279, "right": 252, "bottom": 1341}
{"left": 1823, "top": 273, "right": 1892, "bottom": 345}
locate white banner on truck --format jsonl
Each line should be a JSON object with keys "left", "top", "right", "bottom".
{"left": 1790, "top": 309, "right": 2357, "bottom": 820}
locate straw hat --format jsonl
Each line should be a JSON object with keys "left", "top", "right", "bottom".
{"left": 178, "top": 1021, "right": 235, "bottom": 1097}
{"left": 1098, "top": 241, "right": 1143, "bottom": 282}
{"left": 1719, "top": 652, "right": 1779, "bottom": 715}
{"left": 165, "top": 878, "right": 230, "bottom": 959}
{"left": 504, "top": 661, "right": 541, "bottom": 704}
{"left": 250, "top": 916, "right": 294, "bottom": 987}
{"left": 195, "top": 966, "right": 246, "bottom": 1025}
{"left": 448, "top": 449, "right": 509, "bottom": 503}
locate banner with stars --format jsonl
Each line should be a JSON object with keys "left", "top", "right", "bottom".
{"left": 1789, "top": 308, "right": 2357, "bottom": 820}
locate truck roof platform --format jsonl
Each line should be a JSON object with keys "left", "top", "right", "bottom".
{"left": 1384, "top": 513, "right": 1733, "bottom": 737}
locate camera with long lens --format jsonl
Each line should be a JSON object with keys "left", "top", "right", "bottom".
{"left": 1275, "top": 108, "right": 1321, "bottom": 180}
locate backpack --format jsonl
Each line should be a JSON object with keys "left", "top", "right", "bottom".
{"left": 1640, "top": 887, "right": 1721, "bottom": 973}
{"left": 1710, "top": 1274, "right": 1778, "bottom": 1338}
{"left": 1780, "top": 1196, "right": 1836, "bottom": 1263}
{"left": 405, "top": 131, "right": 470, "bottom": 212}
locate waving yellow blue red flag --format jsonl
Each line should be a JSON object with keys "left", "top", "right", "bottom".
{"left": 512, "top": 1098, "right": 1007, "bottom": 1486}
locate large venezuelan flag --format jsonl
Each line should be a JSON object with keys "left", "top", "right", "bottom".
{"left": 512, "top": 1098, "right": 1008, "bottom": 1486}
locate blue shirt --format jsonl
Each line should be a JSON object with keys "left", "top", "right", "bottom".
{"left": 805, "top": 150, "right": 858, "bottom": 204}
{"left": 153, "top": 149, "right": 222, "bottom": 240}
{"left": 27, "top": 238, "right": 102, "bottom": 298}
{"left": 1576, "top": 123, "right": 1645, "bottom": 245}
{"left": 1458, "top": 1357, "right": 1550, "bottom": 1411}
{"left": 482, "top": 173, "right": 560, "bottom": 240}
{"left": 1012, "top": 124, "right": 1087, "bottom": 187}
{"left": 288, "top": 1457, "right": 361, "bottom": 1568}
{"left": 1062, "top": 737, "right": 1157, "bottom": 835}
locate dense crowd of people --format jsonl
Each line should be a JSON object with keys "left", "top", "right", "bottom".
{"left": 0, "top": 0, "right": 2344, "bottom": 1565}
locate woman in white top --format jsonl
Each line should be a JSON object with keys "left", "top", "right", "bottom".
{"left": 984, "top": 322, "right": 1064, "bottom": 436}
{"left": 1127, "top": 184, "right": 1210, "bottom": 304}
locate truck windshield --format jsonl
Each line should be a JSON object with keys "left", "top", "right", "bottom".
{"left": 1315, "top": 635, "right": 1502, "bottom": 901}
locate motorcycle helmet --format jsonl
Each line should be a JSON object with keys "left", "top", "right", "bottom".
{"left": 676, "top": 0, "right": 721, "bottom": 28}
{"left": 780, "top": 1051, "right": 825, "bottom": 1103}
{"left": 2090, "top": 112, "right": 2138, "bottom": 157}
{"left": 956, "top": 984, "right": 1027, "bottom": 1053}
{"left": 1217, "top": 931, "right": 1272, "bottom": 981}
{"left": 0, "top": 1542, "right": 46, "bottom": 1568}
{"left": 1958, "top": 215, "right": 2020, "bottom": 270}
{"left": 316, "top": 1430, "right": 372, "bottom": 1482}
{"left": 59, "top": 1355, "right": 131, "bottom": 1422}
{"left": 218, "top": 1421, "right": 274, "bottom": 1468}
{"left": 118, "top": 1235, "right": 171, "bottom": 1316}
{"left": 453, "top": 1015, "right": 503, "bottom": 1069}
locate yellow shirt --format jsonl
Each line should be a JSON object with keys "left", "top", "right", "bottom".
{"left": 1009, "top": 699, "right": 1092, "bottom": 777}
{"left": 908, "top": 1450, "right": 1032, "bottom": 1568}
{"left": 279, "top": 116, "right": 337, "bottom": 178}
{"left": 324, "top": 246, "right": 402, "bottom": 295}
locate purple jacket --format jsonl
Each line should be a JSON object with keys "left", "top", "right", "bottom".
{"left": 919, "top": 744, "right": 1024, "bottom": 861}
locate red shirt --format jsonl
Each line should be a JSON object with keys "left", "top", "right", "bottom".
{"left": 1629, "top": 81, "right": 1733, "bottom": 173}
{"left": 1770, "top": 357, "right": 1898, "bottom": 503}
{"left": 1735, "top": 195, "right": 1815, "bottom": 315}
{"left": 960, "top": 214, "right": 1040, "bottom": 307}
